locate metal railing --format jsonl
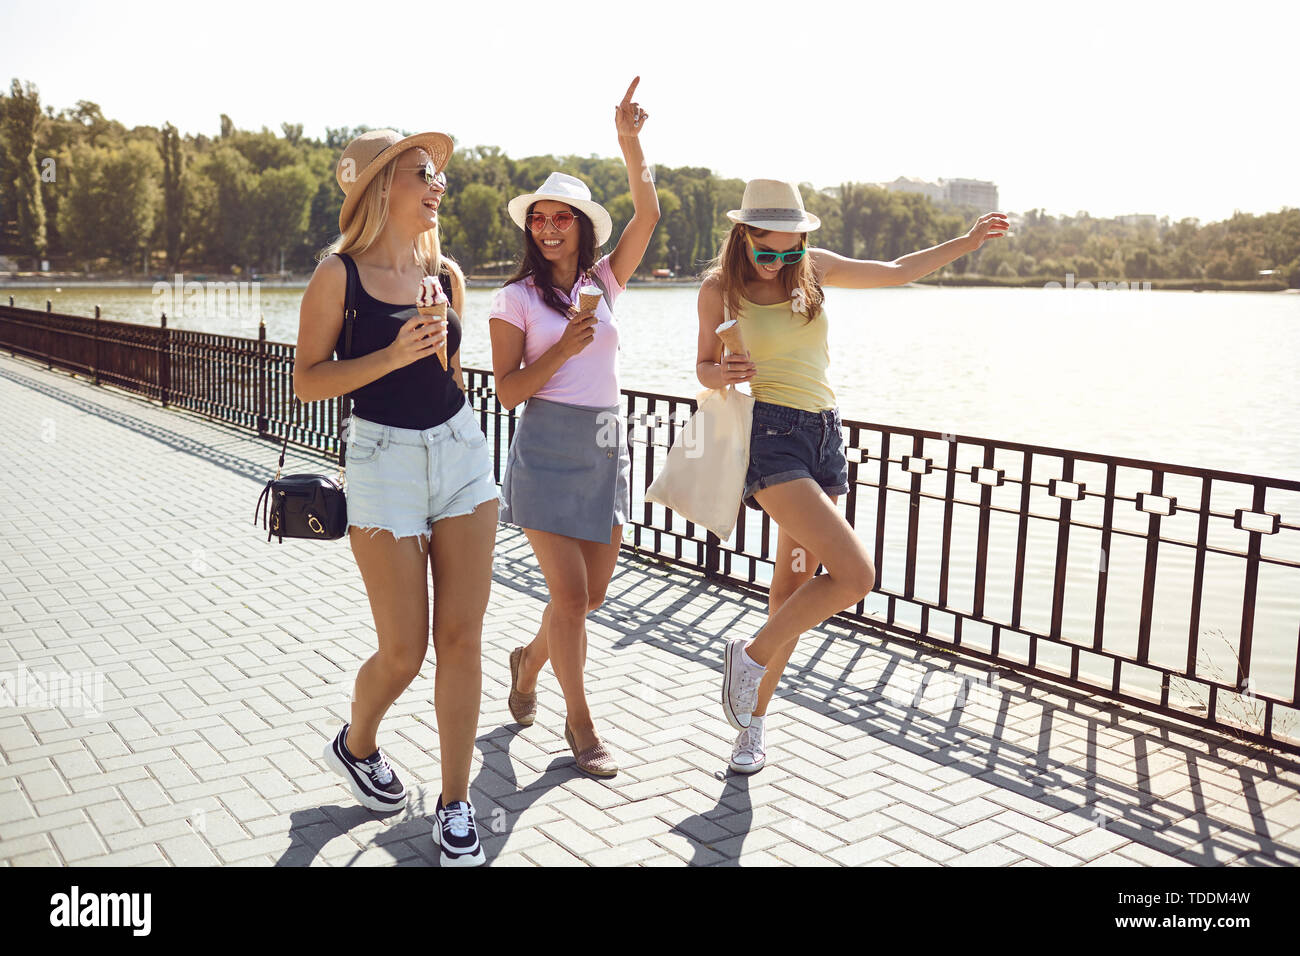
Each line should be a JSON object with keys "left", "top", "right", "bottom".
{"left": 4, "top": 299, "right": 1298, "bottom": 754}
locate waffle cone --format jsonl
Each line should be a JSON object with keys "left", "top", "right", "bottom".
{"left": 418, "top": 304, "right": 448, "bottom": 369}
{"left": 715, "top": 321, "right": 747, "bottom": 355}
{"left": 578, "top": 290, "right": 603, "bottom": 314}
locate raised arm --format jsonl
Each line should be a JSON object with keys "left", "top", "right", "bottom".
{"left": 812, "top": 212, "right": 1009, "bottom": 289}
{"left": 607, "top": 76, "right": 661, "bottom": 288}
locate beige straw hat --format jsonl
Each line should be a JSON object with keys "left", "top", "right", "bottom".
{"left": 507, "top": 172, "right": 614, "bottom": 246}
{"left": 725, "top": 179, "right": 821, "bottom": 232}
{"left": 335, "top": 128, "right": 454, "bottom": 232}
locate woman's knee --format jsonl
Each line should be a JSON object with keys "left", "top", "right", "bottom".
{"left": 375, "top": 642, "right": 427, "bottom": 685}
{"left": 828, "top": 555, "right": 874, "bottom": 601}
{"left": 769, "top": 581, "right": 801, "bottom": 611}
{"left": 549, "top": 588, "right": 591, "bottom": 620}
{"left": 846, "top": 557, "right": 876, "bottom": 600}
{"left": 432, "top": 623, "right": 482, "bottom": 660}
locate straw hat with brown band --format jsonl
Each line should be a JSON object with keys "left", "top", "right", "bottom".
{"left": 335, "top": 128, "right": 454, "bottom": 232}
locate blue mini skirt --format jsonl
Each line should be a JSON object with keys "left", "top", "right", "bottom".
{"left": 499, "top": 396, "right": 631, "bottom": 545}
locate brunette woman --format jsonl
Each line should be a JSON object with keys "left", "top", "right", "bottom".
{"left": 489, "top": 78, "right": 659, "bottom": 776}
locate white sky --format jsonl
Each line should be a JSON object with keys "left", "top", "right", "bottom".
{"left": 4, "top": 0, "right": 1296, "bottom": 224}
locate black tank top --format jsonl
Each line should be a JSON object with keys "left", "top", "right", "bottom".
{"left": 334, "top": 253, "right": 465, "bottom": 430}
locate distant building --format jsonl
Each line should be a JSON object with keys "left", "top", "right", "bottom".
{"left": 880, "top": 176, "right": 944, "bottom": 203}
{"left": 941, "top": 178, "right": 999, "bottom": 210}
{"left": 1115, "top": 214, "right": 1158, "bottom": 229}
{"left": 876, "top": 176, "right": 1000, "bottom": 210}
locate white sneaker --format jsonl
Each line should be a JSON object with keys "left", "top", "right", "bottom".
{"left": 722, "top": 637, "right": 766, "bottom": 730}
{"left": 729, "top": 718, "right": 766, "bottom": 774}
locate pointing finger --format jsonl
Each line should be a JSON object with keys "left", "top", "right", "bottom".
{"left": 621, "top": 76, "right": 640, "bottom": 104}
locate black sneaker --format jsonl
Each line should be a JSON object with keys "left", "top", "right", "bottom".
{"left": 322, "top": 723, "right": 407, "bottom": 812}
{"left": 432, "top": 796, "right": 485, "bottom": 867}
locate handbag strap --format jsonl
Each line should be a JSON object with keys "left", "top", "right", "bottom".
{"left": 276, "top": 252, "right": 357, "bottom": 479}
{"left": 720, "top": 298, "right": 734, "bottom": 395}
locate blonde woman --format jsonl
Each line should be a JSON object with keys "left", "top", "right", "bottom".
{"left": 294, "top": 129, "right": 498, "bottom": 866}
{"left": 698, "top": 179, "right": 1008, "bottom": 774}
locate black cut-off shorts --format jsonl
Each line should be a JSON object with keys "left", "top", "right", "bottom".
{"left": 742, "top": 400, "right": 850, "bottom": 511}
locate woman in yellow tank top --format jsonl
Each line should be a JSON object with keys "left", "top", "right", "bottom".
{"left": 696, "top": 179, "right": 1008, "bottom": 774}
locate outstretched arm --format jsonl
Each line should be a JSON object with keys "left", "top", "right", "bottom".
{"left": 608, "top": 76, "right": 661, "bottom": 288}
{"left": 813, "top": 212, "right": 1009, "bottom": 289}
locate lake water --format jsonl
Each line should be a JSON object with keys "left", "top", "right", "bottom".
{"left": 8, "top": 283, "right": 1299, "bottom": 717}
{"left": 12, "top": 283, "right": 1298, "bottom": 480}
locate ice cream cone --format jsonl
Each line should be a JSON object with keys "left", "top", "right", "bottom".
{"left": 417, "top": 303, "right": 448, "bottom": 369}
{"left": 715, "top": 318, "right": 746, "bottom": 356}
{"left": 578, "top": 285, "right": 603, "bottom": 316}
{"left": 416, "top": 275, "right": 449, "bottom": 369}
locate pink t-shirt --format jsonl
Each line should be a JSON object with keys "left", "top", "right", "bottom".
{"left": 489, "top": 254, "right": 625, "bottom": 407}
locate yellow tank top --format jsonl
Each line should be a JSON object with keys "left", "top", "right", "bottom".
{"left": 733, "top": 296, "right": 837, "bottom": 412}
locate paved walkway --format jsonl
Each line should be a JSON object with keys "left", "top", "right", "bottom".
{"left": 2, "top": 352, "right": 1299, "bottom": 867}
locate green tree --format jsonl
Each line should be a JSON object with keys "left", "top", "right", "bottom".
{"left": 5, "top": 79, "right": 48, "bottom": 265}
{"left": 838, "top": 183, "right": 863, "bottom": 258}
{"left": 196, "top": 144, "right": 255, "bottom": 270}
{"left": 59, "top": 141, "right": 161, "bottom": 270}
{"left": 159, "top": 123, "right": 185, "bottom": 270}
{"left": 606, "top": 192, "right": 635, "bottom": 250}
{"left": 448, "top": 182, "right": 504, "bottom": 273}
{"left": 250, "top": 165, "right": 314, "bottom": 272}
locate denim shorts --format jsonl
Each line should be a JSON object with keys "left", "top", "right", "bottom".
{"left": 343, "top": 399, "right": 500, "bottom": 547}
{"left": 742, "top": 401, "right": 850, "bottom": 511}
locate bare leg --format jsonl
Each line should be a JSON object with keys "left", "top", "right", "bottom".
{"left": 347, "top": 529, "right": 431, "bottom": 759}
{"left": 515, "top": 526, "right": 620, "bottom": 691}
{"left": 746, "top": 480, "right": 874, "bottom": 669}
{"left": 427, "top": 498, "right": 498, "bottom": 804}
{"left": 752, "top": 504, "right": 834, "bottom": 717}
{"left": 519, "top": 526, "right": 621, "bottom": 751}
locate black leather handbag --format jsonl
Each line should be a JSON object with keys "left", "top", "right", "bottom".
{"left": 253, "top": 254, "right": 359, "bottom": 543}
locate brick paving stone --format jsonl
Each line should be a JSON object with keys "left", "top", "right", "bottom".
{"left": 991, "top": 809, "right": 1075, "bottom": 846}
{"left": 159, "top": 833, "right": 222, "bottom": 866}
{"left": 886, "top": 849, "right": 941, "bottom": 866}
{"left": 948, "top": 842, "right": 1021, "bottom": 866}
{"left": 83, "top": 844, "right": 171, "bottom": 867}
{"left": 1000, "top": 833, "right": 1084, "bottom": 867}
{"left": 523, "top": 838, "right": 586, "bottom": 867}
{"left": 827, "top": 834, "right": 903, "bottom": 866}
{"left": 880, "top": 826, "right": 963, "bottom": 863}
{"left": 879, "top": 802, "right": 959, "bottom": 837}
{"left": 946, "top": 818, "right": 1016, "bottom": 852}
{"left": 10, "top": 847, "right": 62, "bottom": 865}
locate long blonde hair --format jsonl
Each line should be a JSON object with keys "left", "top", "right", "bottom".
{"left": 705, "top": 223, "right": 823, "bottom": 323}
{"left": 319, "top": 155, "right": 466, "bottom": 299}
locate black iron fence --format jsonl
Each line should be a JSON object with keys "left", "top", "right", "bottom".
{"left": 4, "top": 299, "right": 1298, "bottom": 755}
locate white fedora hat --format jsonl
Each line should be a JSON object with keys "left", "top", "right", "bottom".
{"left": 507, "top": 172, "right": 614, "bottom": 246}
{"left": 725, "top": 179, "right": 821, "bottom": 233}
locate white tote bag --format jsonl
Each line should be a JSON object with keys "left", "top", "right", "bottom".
{"left": 646, "top": 383, "right": 755, "bottom": 540}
